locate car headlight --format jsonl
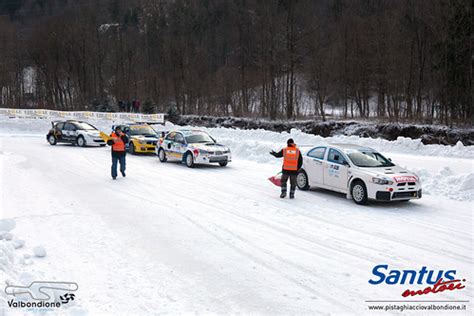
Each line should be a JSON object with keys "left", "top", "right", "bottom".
{"left": 372, "top": 177, "right": 394, "bottom": 185}
{"left": 137, "top": 139, "right": 146, "bottom": 144}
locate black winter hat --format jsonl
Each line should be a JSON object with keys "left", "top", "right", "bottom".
{"left": 287, "top": 138, "right": 295, "bottom": 145}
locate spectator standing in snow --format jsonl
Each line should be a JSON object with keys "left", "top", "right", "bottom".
{"left": 270, "top": 138, "right": 302, "bottom": 199}
{"left": 135, "top": 98, "right": 141, "bottom": 113}
{"left": 107, "top": 126, "right": 129, "bottom": 180}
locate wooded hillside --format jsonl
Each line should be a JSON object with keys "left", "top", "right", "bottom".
{"left": 0, "top": 0, "right": 472, "bottom": 125}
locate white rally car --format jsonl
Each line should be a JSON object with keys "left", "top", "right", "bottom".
{"left": 157, "top": 129, "right": 231, "bottom": 167}
{"left": 46, "top": 120, "right": 106, "bottom": 147}
{"left": 296, "top": 144, "right": 422, "bottom": 204}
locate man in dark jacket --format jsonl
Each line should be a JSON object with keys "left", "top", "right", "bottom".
{"left": 270, "top": 138, "right": 303, "bottom": 199}
{"left": 107, "top": 126, "right": 129, "bottom": 180}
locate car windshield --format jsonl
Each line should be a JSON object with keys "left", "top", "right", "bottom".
{"left": 74, "top": 122, "right": 96, "bottom": 130}
{"left": 347, "top": 150, "right": 395, "bottom": 168}
{"left": 185, "top": 132, "right": 215, "bottom": 144}
{"left": 129, "top": 126, "right": 156, "bottom": 136}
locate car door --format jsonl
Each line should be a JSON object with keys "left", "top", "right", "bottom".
{"left": 173, "top": 132, "right": 186, "bottom": 160}
{"left": 305, "top": 147, "right": 326, "bottom": 186}
{"left": 63, "top": 123, "right": 76, "bottom": 142}
{"left": 323, "top": 148, "right": 350, "bottom": 190}
{"left": 55, "top": 122, "right": 65, "bottom": 141}
{"left": 164, "top": 132, "right": 177, "bottom": 159}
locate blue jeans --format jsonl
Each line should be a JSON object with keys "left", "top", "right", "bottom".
{"left": 111, "top": 155, "right": 126, "bottom": 178}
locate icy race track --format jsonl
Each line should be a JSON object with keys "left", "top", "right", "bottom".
{"left": 0, "top": 118, "right": 473, "bottom": 314}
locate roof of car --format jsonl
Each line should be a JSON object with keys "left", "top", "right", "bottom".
{"left": 329, "top": 143, "right": 376, "bottom": 152}
{"left": 172, "top": 129, "right": 206, "bottom": 134}
{"left": 118, "top": 123, "right": 150, "bottom": 126}
{"left": 53, "top": 120, "right": 83, "bottom": 124}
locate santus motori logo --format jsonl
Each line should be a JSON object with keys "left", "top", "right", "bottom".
{"left": 4, "top": 281, "right": 78, "bottom": 310}
{"left": 369, "top": 264, "right": 466, "bottom": 297}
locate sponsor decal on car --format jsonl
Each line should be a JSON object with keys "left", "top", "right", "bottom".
{"left": 393, "top": 176, "right": 418, "bottom": 183}
{"left": 328, "top": 164, "right": 340, "bottom": 178}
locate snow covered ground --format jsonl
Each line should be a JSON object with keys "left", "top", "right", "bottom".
{"left": 0, "top": 117, "right": 473, "bottom": 314}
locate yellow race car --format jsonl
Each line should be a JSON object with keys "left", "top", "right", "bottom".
{"left": 112, "top": 123, "right": 159, "bottom": 154}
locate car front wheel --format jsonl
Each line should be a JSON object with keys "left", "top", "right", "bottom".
{"left": 158, "top": 148, "right": 167, "bottom": 162}
{"left": 185, "top": 152, "right": 195, "bottom": 168}
{"left": 218, "top": 161, "right": 228, "bottom": 167}
{"left": 352, "top": 180, "right": 368, "bottom": 205}
{"left": 48, "top": 135, "right": 57, "bottom": 145}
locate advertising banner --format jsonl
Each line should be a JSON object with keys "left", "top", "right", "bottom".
{"left": 0, "top": 108, "right": 165, "bottom": 123}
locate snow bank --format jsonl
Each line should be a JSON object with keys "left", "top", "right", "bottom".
{"left": 0, "top": 220, "right": 83, "bottom": 313}
{"left": 0, "top": 219, "right": 21, "bottom": 307}
{"left": 175, "top": 115, "right": 474, "bottom": 145}
{"left": 199, "top": 127, "right": 474, "bottom": 161}
{"left": 414, "top": 167, "right": 474, "bottom": 202}
{"left": 0, "top": 219, "right": 56, "bottom": 311}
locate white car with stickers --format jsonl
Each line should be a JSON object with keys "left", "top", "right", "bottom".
{"left": 46, "top": 120, "right": 106, "bottom": 147}
{"left": 157, "top": 130, "right": 232, "bottom": 168}
{"left": 296, "top": 144, "right": 422, "bottom": 204}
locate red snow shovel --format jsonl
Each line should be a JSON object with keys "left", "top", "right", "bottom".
{"left": 268, "top": 172, "right": 282, "bottom": 187}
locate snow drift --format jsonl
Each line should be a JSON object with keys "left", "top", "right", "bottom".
{"left": 174, "top": 115, "right": 474, "bottom": 146}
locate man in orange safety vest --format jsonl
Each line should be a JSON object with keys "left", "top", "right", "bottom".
{"left": 270, "top": 138, "right": 303, "bottom": 199}
{"left": 107, "top": 126, "right": 129, "bottom": 180}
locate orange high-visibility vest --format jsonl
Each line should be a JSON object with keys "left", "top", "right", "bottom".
{"left": 283, "top": 146, "right": 300, "bottom": 171}
{"left": 111, "top": 132, "right": 126, "bottom": 152}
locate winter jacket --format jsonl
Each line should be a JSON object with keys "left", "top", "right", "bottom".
{"left": 270, "top": 144, "right": 303, "bottom": 175}
{"left": 107, "top": 133, "right": 129, "bottom": 157}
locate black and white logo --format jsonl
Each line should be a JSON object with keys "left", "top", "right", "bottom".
{"left": 5, "top": 281, "right": 78, "bottom": 309}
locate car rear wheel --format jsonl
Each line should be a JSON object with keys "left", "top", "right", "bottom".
{"left": 352, "top": 180, "right": 368, "bottom": 205}
{"left": 77, "top": 136, "right": 86, "bottom": 147}
{"left": 218, "top": 161, "right": 228, "bottom": 167}
{"left": 296, "top": 170, "right": 310, "bottom": 190}
{"left": 185, "top": 152, "right": 195, "bottom": 168}
{"left": 158, "top": 148, "right": 167, "bottom": 162}
{"left": 48, "top": 135, "right": 57, "bottom": 145}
